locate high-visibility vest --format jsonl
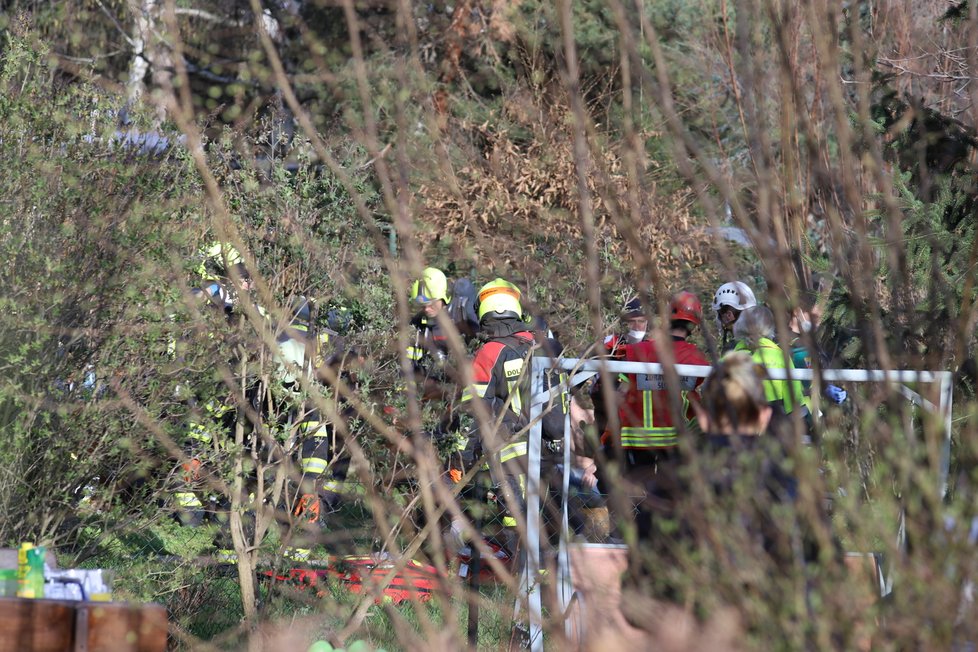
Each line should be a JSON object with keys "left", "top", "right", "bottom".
{"left": 618, "top": 338, "right": 708, "bottom": 450}
{"left": 187, "top": 400, "right": 231, "bottom": 444}
{"left": 298, "top": 418, "right": 334, "bottom": 475}
{"left": 460, "top": 332, "right": 533, "bottom": 422}
{"left": 733, "top": 338, "right": 809, "bottom": 415}
{"left": 460, "top": 331, "right": 535, "bottom": 461}
{"left": 276, "top": 330, "right": 329, "bottom": 385}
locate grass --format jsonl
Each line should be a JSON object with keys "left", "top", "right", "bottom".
{"left": 261, "top": 582, "right": 515, "bottom": 651}
{"left": 60, "top": 506, "right": 518, "bottom": 651}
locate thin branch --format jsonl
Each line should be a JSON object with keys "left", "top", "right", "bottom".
{"left": 54, "top": 49, "right": 126, "bottom": 64}
{"left": 96, "top": 0, "right": 136, "bottom": 48}
{"left": 172, "top": 7, "right": 247, "bottom": 27}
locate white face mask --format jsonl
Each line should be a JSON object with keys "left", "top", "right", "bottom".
{"left": 627, "top": 329, "right": 646, "bottom": 342}
{"left": 799, "top": 319, "right": 813, "bottom": 333}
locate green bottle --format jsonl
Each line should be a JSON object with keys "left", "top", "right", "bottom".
{"left": 26, "top": 546, "right": 45, "bottom": 599}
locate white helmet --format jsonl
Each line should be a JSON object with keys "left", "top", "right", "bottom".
{"left": 712, "top": 281, "right": 757, "bottom": 312}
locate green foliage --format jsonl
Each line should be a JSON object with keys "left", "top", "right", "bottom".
{"left": 0, "top": 32, "right": 394, "bottom": 552}
{"left": 820, "top": 81, "right": 978, "bottom": 367}
{"left": 6, "top": 3, "right": 978, "bottom": 651}
{"left": 0, "top": 37, "right": 196, "bottom": 544}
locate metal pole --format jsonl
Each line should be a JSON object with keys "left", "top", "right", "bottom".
{"left": 940, "top": 373, "right": 954, "bottom": 498}
{"left": 536, "top": 357, "right": 949, "bottom": 386}
{"left": 467, "top": 478, "right": 483, "bottom": 647}
{"left": 559, "top": 379, "right": 573, "bottom": 641}
{"left": 523, "top": 360, "right": 544, "bottom": 651}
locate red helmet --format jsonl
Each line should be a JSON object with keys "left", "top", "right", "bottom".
{"left": 670, "top": 291, "right": 702, "bottom": 325}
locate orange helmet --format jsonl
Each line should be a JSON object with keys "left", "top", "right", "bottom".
{"left": 670, "top": 291, "right": 702, "bottom": 326}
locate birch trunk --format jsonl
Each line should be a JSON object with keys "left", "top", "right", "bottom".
{"left": 126, "top": 0, "right": 154, "bottom": 104}
{"left": 127, "top": 0, "right": 171, "bottom": 124}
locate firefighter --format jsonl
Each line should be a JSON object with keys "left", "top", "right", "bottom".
{"left": 196, "top": 241, "right": 242, "bottom": 282}
{"left": 712, "top": 281, "right": 757, "bottom": 353}
{"left": 288, "top": 402, "right": 361, "bottom": 561}
{"left": 176, "top": 252, "right": 272, "bottom": 562}
{"left": 171, "top": 270, "right": 257, "bottom": 560}
{"left": 460, "top": 278, "right": 534, "bottom": 543}
{"left": 171, "top": 283, "right": 237, "bottom": 527}
{"left": 172, "top": 397, "right": 233, "bottom": 527}
{"left": 278, "top": 300, "right": 364, "bottom": 560}
{"left": 407, "top": 267, "right": 483, "bottom": 477}
{"left": 193, "top": 242, "right": 257, "bottom": 315}
{"left": 606, "top": 291, "right": 710, "bottom": 539}
{"left": 406, "top": 267, "right": 454, "bottom": 400}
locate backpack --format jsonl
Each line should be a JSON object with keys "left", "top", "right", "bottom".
{"left": 496, "top": 334, "right": 567, "bottom": 442}
{"left": 448, "top": 277, "right": 480, "bottom": 340}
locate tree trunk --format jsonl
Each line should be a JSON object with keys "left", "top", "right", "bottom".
{"left": 127, "top": 0, "right": 170, "bottom": 124}
{"left": 230, "top": 417, "right": 262, "bottom": 651}
{"left": 126, "top": 0, "right": 154, "bottom": 104}
{"left": 230, "top": 352, "right": 259, "bottom": 648}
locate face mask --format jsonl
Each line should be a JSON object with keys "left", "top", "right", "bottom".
{"left": 627, "top": 329, "right": 646, "bottom": 342}
{"left": 799, "top": 319, "right": 813, "bottom": 333}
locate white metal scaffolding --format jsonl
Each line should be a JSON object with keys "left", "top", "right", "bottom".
{"left": 518, "top": 357, "right": 953, "bottom": 651}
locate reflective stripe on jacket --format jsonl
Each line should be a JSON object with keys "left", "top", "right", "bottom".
{"left": 618, "top": 338, "right": 708, "bottom": 450}
{"left": 406, "top": 314, "right": 450, "bottom": 375}
{"left": 460, "top": 331, "right": 534, "bottom": 461}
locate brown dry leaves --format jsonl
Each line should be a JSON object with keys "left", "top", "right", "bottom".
{"left": 415, "top": 91, "right": 704, "bottom": 287}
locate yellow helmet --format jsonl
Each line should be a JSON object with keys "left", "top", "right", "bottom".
{"left": 410, "top": 267, "right": 450, "bottom": 305}
{"left": 477, "top": 278, "right": 523, "bottom": 321}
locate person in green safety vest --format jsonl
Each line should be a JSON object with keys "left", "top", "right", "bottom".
{"left": 731, "top": 305, "right": 809, "bottom": 418}
{"left": 196, "top": 241, "right": 243, "bottom": 282}
{"left": 193, "top": 241, "right": 266, "bottom": 319}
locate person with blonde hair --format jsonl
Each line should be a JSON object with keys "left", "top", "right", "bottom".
{"left": 696, "top": 352, "right": 774, "bottom": 436}
{"left": 688, "top": 352, "right": 802, "bottom": 568}
{"left": 624, "top": 353, "right": 800, "bottom": 614}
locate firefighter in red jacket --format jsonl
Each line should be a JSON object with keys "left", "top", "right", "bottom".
{"left": 460, "top": 278, "right": 534, "bottom": 535}
{"left": 606, "top": 291, "right": 710, "bottom": 539}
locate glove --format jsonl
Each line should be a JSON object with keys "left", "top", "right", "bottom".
{"left": 825, "top": 384, "right": 847, "bottom": 404}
